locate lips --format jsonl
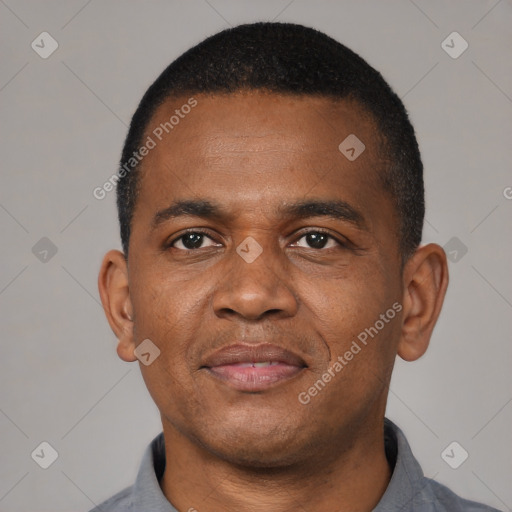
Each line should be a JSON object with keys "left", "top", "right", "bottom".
{"left": 201, "top": 343, "right": 307, "bottom": 391}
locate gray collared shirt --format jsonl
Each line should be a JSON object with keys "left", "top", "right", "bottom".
{"left": 90, "top": 419, "right": 500, "bottom": 511}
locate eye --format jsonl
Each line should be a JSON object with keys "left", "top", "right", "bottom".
{"left": 291, "top": 230, "right": 342, "bottom": 250}
{"left": 170, "top": 230, "right": 220, "bottom": 251}
{"left": 168, "top": 229, "right": 345, "bottom": 252}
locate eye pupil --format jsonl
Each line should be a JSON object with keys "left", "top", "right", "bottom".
{"left": 182, "top": 233, "right": 203, "bottom": 249}
{"left": 307, "top": 232, "right": 328, "bottom": 249}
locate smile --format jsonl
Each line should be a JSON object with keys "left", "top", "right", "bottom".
{"left": 201, "top": 343, "right": 307, "bottom": 391}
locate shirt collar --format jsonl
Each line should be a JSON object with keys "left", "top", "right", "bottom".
{"left": 131, "top": 418, "right": 425, "bottom": 511}
{"left": 131, "top": 433, "right": 177, "bottom": 511}
{"left": 373, "top": 418, "right": 427, "bottom": 511}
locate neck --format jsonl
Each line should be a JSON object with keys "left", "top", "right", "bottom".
{"left": 160, "top": 417, "right": 392, "bottom": 512}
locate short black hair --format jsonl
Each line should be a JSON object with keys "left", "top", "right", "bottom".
{"left": 117, "top": 22, "right": 424, "bottom": 260}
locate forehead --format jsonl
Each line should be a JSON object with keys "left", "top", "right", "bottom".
{"left": 133, "top": 91, "right": 393, "bottom": 234}
{"left": 146, "top": 92, "right": 379, "bottom": 155}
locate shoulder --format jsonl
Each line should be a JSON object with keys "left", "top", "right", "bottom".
{"left": 381, "top": 419, "right": 501, "bottom": 512}
{"left": 89, "top": 485, "right": 135, "bottom": 512}
{"left": 88, "top": 433, "right": 169, "bottom": 511}
{"left": 416, "top": 477, "right": 502, "bottom": 512}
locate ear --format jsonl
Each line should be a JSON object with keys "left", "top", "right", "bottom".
{"left": 397, "top": 243, "right": 449, "bottom": 362}
{"left": 98, "top": 250, "right": 137, "bottom": 362}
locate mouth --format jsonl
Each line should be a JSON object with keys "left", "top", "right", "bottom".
{"left": 201, "top": 343, "right": 307, "bottom": 392}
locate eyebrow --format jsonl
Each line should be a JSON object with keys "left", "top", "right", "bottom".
{"left": 279, "top": 199, "right": 365, "bottom": 228}
{"left": 152, "top": 198, "right": 366, "bottom": 230}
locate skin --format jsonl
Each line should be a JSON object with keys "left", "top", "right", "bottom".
{"left": 98, "top": 91, "right": 448, "bottom": 512}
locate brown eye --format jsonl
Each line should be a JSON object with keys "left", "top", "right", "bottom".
{"left": 170, "top": 231, "right": 219, "bottom": 250}
{"left": 292, "top": 231, "right": 340, "bottom": 250}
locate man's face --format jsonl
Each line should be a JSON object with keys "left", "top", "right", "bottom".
{"left": 126, "top": 92, "right": 404, "bottom": 467}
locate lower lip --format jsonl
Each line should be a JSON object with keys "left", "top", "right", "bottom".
{"left": 206, "top": 363, "right": 304, "bottom": 391}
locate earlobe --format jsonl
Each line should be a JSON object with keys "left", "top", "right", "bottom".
{"left": 397, "top": 243, "right": 449, "bottom": 362}
{"left": 98, "top": 250, "right": 137, "bottom": 362}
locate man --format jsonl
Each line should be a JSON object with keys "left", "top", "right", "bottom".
{"left": 95, "top": 22, "right": 499, "bottom": 511}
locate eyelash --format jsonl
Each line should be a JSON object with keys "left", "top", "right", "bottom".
{"left": 167, "top": 228, "right": 347, "bottom": 251}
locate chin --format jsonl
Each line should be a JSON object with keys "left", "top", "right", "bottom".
{"left": 196, "top": 422, "right": 314, "bottom": 469}
{"left": 215, "top": 443, "right": 305, "bottom": 469}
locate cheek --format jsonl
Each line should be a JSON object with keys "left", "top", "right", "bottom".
{"left": 298, "top": 263, "right": 399, "bottom": 386}
{"left": 298, "top": 265, "right": 389, "bottom": 335}
{"left": 129, "top": 267, "right": 200, "bottom": 358}
{"left": 131, "top": 274, "right": 206, "bottom": 419}
{"left": 305, "top": 300, "right": 399, "bottom": 420}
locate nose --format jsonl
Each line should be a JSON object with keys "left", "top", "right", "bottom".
{"left": 212, "top": 238, "right": 299, "bottom": 322}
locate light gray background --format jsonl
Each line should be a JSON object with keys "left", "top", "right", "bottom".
{"left": 1, "top": 1, "right": 511, "bottom": 511}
